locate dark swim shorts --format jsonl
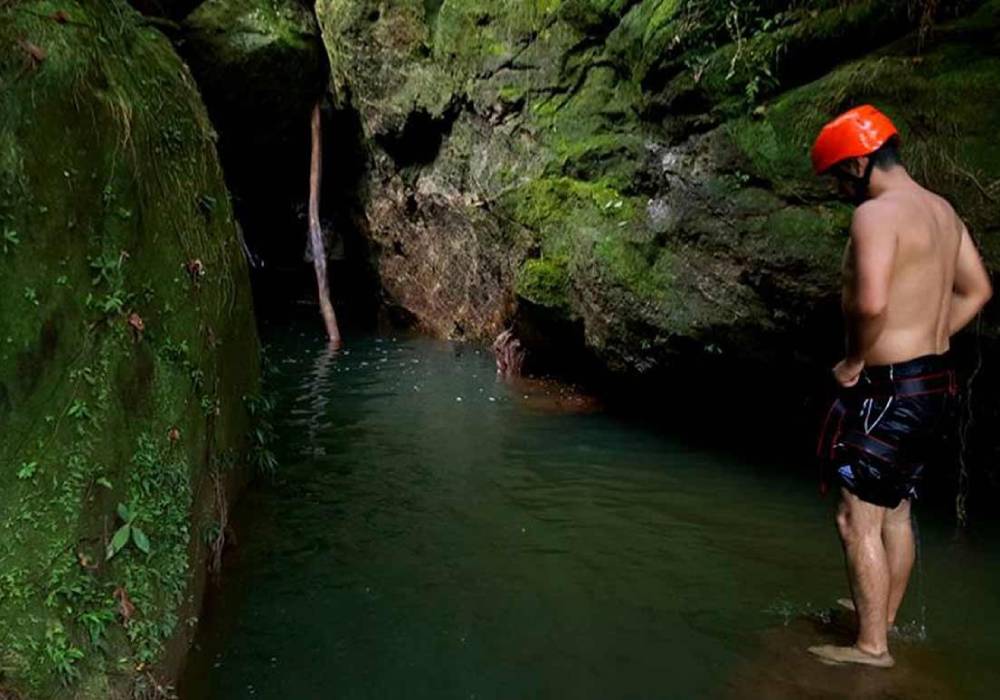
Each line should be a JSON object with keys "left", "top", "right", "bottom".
{"left": 815, "top": 353, "right": 958, "bottom": 508}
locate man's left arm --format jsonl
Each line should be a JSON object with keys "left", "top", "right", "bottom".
{"left": 835, "top": 205, "right": 897, "bottom": 386}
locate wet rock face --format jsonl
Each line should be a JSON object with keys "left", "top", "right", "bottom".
{"left": 316, "top": 0, "right": 999, "bottom": 372}
{"left": 0, "top": 1, "right": 259, "bottom": 696}
{"left": 367, "top": 171, "right": 524, "bottom": 338}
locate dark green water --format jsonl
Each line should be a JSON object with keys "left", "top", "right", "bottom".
{"left": 180, "top": 325, "right": 1000, "bottom": 699}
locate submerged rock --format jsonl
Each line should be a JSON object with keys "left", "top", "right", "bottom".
{"left": 0, "top": 1, "right": 259, "bottom": 696}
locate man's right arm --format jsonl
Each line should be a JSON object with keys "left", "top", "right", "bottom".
{"left": 949, "top": 223, "right": 993, "bottom": 336}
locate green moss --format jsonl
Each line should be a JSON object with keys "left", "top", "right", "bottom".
{"left": 515, "top": 257, "right": 572, "bottom": 310}
{"left": 528, "top": 61, "right": 645, "bottom": 187}
{"left": 431, "top": 0, "right": 560, "bottom": 70}
{"left": 592, "top": 235, "right": 679, "bottom": 306}
{"left": 0, "top": 1, "right": 260, "bottom": 696}
{"left": 499, "top": 176, "right": 641, "bottom": 264}
{"left": 118, "top": 433, "right": 194, "bottom": 665}
{"left": 387, "top": 61, "right": 461, "bottom": 119}
{"left": 185, "top": 0, "right": 320, "bottom": 55}
{"left": 497, "top": 83, "right": 527, "bottom": 103}
{"left": 604, "top": 0, "right": 696, "bottom": 82}
{"left": 728, "top": 185, "right": 784, "bottom": 217}
{"left": 727, "top": 8, "right": 1000, "bottom": 233}
{"left": 497, "top": 172, "right": 687, "bottom": 321}
{"left": 754, "top": 206, "right": 845, "bottom": 264}
{"left": 726, "top": 54, "right": 916, "bottom": 190}
{"left": 543, "top": 132, "right": 645, "bottom": 190}
{"left": 499, "top": 173, "right": 685, "bottom": 318}
{"left": 653, "top": 1, "right": 926, "bottom": 117}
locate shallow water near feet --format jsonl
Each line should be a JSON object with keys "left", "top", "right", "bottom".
{"left": 180, "top": 323, "right": 1000, "bottom": 699}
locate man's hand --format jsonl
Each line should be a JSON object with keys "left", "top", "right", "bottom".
{"left": 833, "top": 357, "right": 864, "bottom": 388}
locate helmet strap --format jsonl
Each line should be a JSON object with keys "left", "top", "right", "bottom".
{"left": 845, "top": 157, "right": 877, "bottom": 204}
{"left": 861, "top": 156, "right": 877, "bottom": 194}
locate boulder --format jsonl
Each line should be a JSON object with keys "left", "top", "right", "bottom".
{"left": 0, "top": 2, "right": 260, "bottom": 696}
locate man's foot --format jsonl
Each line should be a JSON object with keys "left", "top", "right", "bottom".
{"left": 807, "top": 644, "right": 895, "bottom": 668}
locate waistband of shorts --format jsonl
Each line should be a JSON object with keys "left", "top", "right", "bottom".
{"left": 860, "top": 352, "right": 954, "bottom": 382}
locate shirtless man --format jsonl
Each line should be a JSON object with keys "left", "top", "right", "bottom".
{"left": 807, "top": 105, "right": 992, "bottom": 667}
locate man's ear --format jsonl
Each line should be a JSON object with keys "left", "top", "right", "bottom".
{"left": 850, "top": 157, "right": 869, "bottom": 178}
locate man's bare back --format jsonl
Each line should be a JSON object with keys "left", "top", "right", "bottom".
{"left": 836, "top": 166, "right": 991, "bottom": 381}
{"left": 841, "top": 183, "right": 962, "bottom": 365}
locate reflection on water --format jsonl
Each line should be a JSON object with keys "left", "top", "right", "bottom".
{"left": 180, "top": 326, "right": 1000, "bottom": 699}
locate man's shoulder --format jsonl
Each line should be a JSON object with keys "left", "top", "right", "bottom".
{"left": 850, "top": 199, "right": 899, "bottom": 238}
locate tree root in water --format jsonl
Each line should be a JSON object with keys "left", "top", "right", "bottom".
{"left": 492, "top": 329, "right": 525, "bottom": 378}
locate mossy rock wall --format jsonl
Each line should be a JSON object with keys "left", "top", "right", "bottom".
{"left": 0, "top": 1, "right": 259, "bottom": 696}
{"left": 316, "top": 0, "right": 999, "bottom": 373}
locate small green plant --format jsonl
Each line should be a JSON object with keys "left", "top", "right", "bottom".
{"left": 77, "top": 608, "right": 115, "bottom": 648}
{"left": 70, "top": 365, "right": 98, "bottom": 386}
{"left": 245, "top": 391, "right": 279, "bottom": 474}
{"left": 23, "top": 286, "right": 38, "bottom": 305}
{"left": 67, "top": 400, "right": 90, "bottom": 420}
{"left": 90, "top": 250, "right": 125, "bottom": 286}
{"left": 161, "top": 337, "right": 190, "bottom": 362}
{"left": 200, "top": 394, "right": 220, "bottom": 416}
{"left": 88, "top": 288, "right": 128, "bottom": 315}
{"left": 2, "top": 227, "right": 19, "bottom": 253}
{"left": 87, "top": 250, "right": 133, "bottom": 319}
{"left": 16, "top": 461, "right": 38, "bottom": 480}
{"left": 106, "top": 502, "right": 151, "bottom": 560}
{"left": 196, "top": 193, "right": 217, "bottom": 215}
{"left": 115, "top": 433, "right": 194, "bottom": 665}
{"left": 42, "top": 621, "right": 85, "bottom": 686}
{"left": 189, "top": 367, "right": 205, "bottom": 390}
{"left": 0, "top": 568, "right": 30, "bottom": 604}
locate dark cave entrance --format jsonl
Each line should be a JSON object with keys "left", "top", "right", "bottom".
{"left": 226, "top": 99, "right": 380, "bottom": 331}
{"left": 177, "top": 22, "right": 381, "bottom": 335}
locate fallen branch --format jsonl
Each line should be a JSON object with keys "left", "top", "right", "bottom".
{"left": 308, "top": 101, "right": 342, "bottom": 348}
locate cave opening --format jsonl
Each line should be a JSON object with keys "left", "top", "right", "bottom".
{"left": 176, "top": 15, "right": 383, "bottom": 339}
{"left": 231, "top": 97, "right": 381, "bottom": 334}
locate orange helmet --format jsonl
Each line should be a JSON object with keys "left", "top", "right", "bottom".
{"left": 811, "top": 105, "right": 899, "bottom": 175}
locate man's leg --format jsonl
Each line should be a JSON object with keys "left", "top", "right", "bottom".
{"left": 836, "top": 497, "right": 913, "bottom": 628}
{"left": 809, "top": 488, "right": 894, "bottom": 667}
{"left": 882, "top": 497, "right": 914, "bottom": 627}
{"left": 837, "top": 488, "right": 891, "bottom": 654}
